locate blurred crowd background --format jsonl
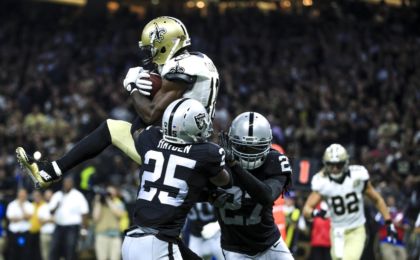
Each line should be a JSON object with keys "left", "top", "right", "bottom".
{"left": 0, "top": 0, "right": 419, "bottom": 259}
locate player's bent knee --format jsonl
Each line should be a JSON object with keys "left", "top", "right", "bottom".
{"left": 106, "top": 119, "right": 142, "bottom": 165}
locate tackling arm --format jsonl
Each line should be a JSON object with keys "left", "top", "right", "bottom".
{"left": 130, "top": 79, "right": 187, "bottom": 124}
{"left": 230, "top": 164, "right": 287, "bottom": 206}
{"left": 303, "top": 191, "right": 323, "bottom": 219}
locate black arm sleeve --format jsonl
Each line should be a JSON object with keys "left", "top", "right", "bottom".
{"left": 196, "top": 187, "right": 211, "bottom": 202}
{"left": 231, "top": 164, "right": 287, "bottom": 205}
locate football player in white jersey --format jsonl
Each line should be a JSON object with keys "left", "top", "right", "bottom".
{"left": 16, "top": 16, "right": 220, "bottom": 189}
{"left": 303, "top": 143, "right": 398, "bottom": 260}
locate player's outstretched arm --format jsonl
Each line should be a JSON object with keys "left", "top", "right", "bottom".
{"left": 303, "top": 191, "right": 323, "bottom": 219}
{"left": 131, "top": 79, "right": 187, "bottom": 124}
{"left": 229, "top": 164, "right": 288, "bottom": 205}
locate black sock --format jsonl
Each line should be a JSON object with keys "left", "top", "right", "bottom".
{"left": 56, "top": 121, "right": 112, "bottom": 173}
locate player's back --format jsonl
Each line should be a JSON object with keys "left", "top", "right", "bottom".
{"left": 162, "top": 52, "right": 219, "bottom": 119}
{"left": 133, "top": 126, "right": 225, "bottom": 240}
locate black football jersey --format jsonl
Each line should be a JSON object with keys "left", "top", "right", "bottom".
{"left": 187, "top": 202, "right": 217, "bottom": 237}
{"left": 216, "top": 150, "right": 292, "bottom": 255}
{"left": 133, "top": 126, "right": 225, "bottom": 240}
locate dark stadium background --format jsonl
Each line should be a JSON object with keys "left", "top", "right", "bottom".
{"left": 0, "top": 0, "right": 419, "bottom": 259}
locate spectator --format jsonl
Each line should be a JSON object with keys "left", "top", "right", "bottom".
{"left": 49, "top": 176, "right": 89, "bottom": 260}
{"left": 0, "top": 198, "right": 5, "bottom": 260}
{"left": 308, "top": 202, "right": 331, "bottom": 260}
{"left": 5, "top": 188, "right": 34, "bottom": 260}
{"left": 92, "top": 185, "right": 126, "bottom": 260}
{"left": 375, "top": 194, "right": 409, "bottom": 260}
{"left": 28, "top": 190, "right": 44, "bottom": 260}
{"left": 38, "top": 189, "right": 55, "bottom": 260}
{"left": 413, "top": 212, "right": 420, "bottom": 260}
{"left": 283, "top": 192, "right": 303, "bottom": 255}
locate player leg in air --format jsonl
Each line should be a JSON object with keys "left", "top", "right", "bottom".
{"left": 16, "top": 16, "right": 220, "bottom": 189}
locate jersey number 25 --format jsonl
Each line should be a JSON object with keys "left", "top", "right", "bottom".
{"left": 138, "top": 150, "right": 196, "bottom": 207}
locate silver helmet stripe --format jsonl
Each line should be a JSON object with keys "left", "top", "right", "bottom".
{"left": 248, "top": 112, "right": 254, "bottom": 136}
{"left": 168, "top": 98, "right": 189, "bottom": 136}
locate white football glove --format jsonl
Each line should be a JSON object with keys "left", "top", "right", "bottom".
{"left": 134, "top": 71, "right": 153, "bottom": 96}
{"left": 123, "top": 66, "right": 142, "bottom": 92}
{"left": 201, "top": 221, "right": 220, "bottom": 239}
{"left": 123, "top": 67, "right": 153, "bottom": 96}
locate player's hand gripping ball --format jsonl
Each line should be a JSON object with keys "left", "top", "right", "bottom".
{"left": 123, "top": 67, "right": 162, "bottom": 99}
{"left": 146, "top": 72, "right": 162, "bottom": 99}
{"left": 134, "top": 71, "right": 162, "bottom": 99}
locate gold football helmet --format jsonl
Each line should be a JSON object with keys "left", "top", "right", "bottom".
{"left": 322, "top": 143, "right": 349, "bottom": 180}
{"left": 139, "top": 16, "right": 191, "bottom": 66}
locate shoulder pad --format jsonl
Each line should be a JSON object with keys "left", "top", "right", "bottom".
{"left": 161, "top": 53, "right": 218, "bottom": 82}
{"left": 206, "top": 142, "right": 225, "bottom": 165}
{"left": 139, "top": 126, "right": 161, "bottom": 139}
{"left": 264, "top": 151, "right": 292, "bottom": 175}
{"left": 311, "top": 171, "right": 326, "bottom": 192}
{"left": 349, "top": 165, "right": 369, "bottom": 181}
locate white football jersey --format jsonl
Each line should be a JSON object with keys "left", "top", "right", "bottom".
{"left": 161, "top": 52, "right": 219, "bottom": 120}
{"left": 311, "top": 165, "right": 369, "bottom": 229}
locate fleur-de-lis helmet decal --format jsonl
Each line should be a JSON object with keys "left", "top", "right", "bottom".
{"left": 149, "top": 22, "right": 167, "bottom": 44}
{"left": 139, "top": 16, "right": 191, "bottom": 65}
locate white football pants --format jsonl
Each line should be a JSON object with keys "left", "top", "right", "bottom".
{"left": 189, "top": 231, "right": 224, "bottom": 260}
{"left": 222, "top": 237, "right": 294, "bottom": 260}
{"left": 122, "top": 235, "right": 182, "bottom": 260}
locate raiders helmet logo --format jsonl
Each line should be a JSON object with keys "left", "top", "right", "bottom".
{"left": 150, "top": 23, "right": 167, "bottom": 44}
{"left": 194, "top": 113, "right": 206, "bottom": 130}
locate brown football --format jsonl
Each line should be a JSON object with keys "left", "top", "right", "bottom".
{"left": 148, "top": 72, "right": 162, "bottom": 99}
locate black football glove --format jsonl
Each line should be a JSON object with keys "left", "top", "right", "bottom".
{"left": 218, "top": 131, "right": 235, "bottom": 164}
{"left": 385, "top": 220, "right": 398, "bottom": 244}
{"left": 312, "top": 208, "right": 327, "bottom": 219}
{"left": 209, "top": 188, "right": 231, "bottom": 208}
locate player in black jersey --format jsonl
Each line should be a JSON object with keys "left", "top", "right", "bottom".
{"left": 215, "top": 112, "right": 294, "bottom": 260}
{"left": 122, "top": 98, "right": 230, "bottom": 260}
